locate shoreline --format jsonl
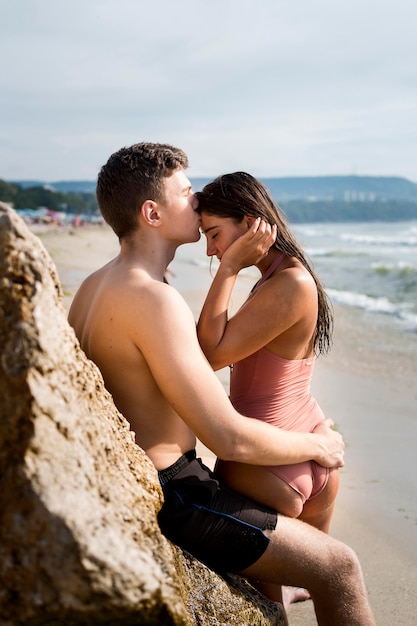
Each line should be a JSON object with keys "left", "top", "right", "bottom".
{"left": 38, "top": 224, "right": 417, "bottom": 625}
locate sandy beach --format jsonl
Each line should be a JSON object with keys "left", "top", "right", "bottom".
{"left": 37, "top": 223, "right": 417, "bottom": 626}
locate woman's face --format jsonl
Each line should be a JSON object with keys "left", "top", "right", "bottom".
{"left": 200, "top": 212, "right": 248, "bottom": 260}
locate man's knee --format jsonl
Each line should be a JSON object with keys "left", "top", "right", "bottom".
{"left": 326, "top": 541, "right": 363, "bottom": 586}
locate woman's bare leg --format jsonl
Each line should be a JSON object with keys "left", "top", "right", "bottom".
{"left": 299, "top": 468, "right": 340, "bottom": 533}
{"left": 253, "top": 579, "right": 310, "bottom": 616}
{"left": 215, "top": 459, "right": 304, "bottom": 518}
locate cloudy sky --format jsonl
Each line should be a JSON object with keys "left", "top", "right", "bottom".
{"left": 1, "top": 0, "right": 416, "bottom": 182}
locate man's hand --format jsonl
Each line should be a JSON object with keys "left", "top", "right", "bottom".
{"left": 312, "top": 418, "right": 345, "bottom": 468}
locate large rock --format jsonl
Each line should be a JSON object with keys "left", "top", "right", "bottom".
{"left": 0, "top": 204, "right": 282, "bottom": 625}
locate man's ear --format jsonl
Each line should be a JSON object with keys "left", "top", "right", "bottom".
{"left": 141, "top": 200, "right": 161, "bottom": 227}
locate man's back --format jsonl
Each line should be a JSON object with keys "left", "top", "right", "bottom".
{"left": 69, "top": 256, "right": 197, "bottom": 469}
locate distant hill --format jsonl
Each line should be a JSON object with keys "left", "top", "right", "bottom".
{"left": 4, "top": 176, "right": 417, "bottom": 222}
{"left": 192, "top": 175, "right": 417, "bottom": 202}
{"left": 11, "top": 175, "right": 417, "bottom": 202}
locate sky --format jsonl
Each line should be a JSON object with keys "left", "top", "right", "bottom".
{"left": 1, "top": 0, "right": 417, "bottom": 182}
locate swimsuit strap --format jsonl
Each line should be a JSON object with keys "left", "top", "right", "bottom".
{"left": 252, "top": 252, "right": 286, "bottom": 293}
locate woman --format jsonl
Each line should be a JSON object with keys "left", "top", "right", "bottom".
{"left": 196, "top": 172, "right": 339, "bottom": 534}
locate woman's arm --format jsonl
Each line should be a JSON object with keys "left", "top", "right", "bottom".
{"left": 198, "top": 217, "right": 317, "bottom": 370}
{"left": 197, "top": 219, "right": 276, "bottom": 365}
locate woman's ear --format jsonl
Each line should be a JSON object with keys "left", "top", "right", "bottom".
{"left": 141, "top": 200, "right": 161, "bottom": 227}
{"left": 244, "top": 215, "right": 256, "bottom": 229}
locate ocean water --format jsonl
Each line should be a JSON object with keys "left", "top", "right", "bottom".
{"left": 175, "top": 220, "right": 417, "bottom": 335}
{"left": 292, "top": 220, "right": 417, "bottom": 333}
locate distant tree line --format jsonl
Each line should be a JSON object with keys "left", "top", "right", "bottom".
{"left": 0, "top": 179, "right": 98, "bottom": 214}
{"left": 2, "top": 178, "right": 417, "bottom": 222}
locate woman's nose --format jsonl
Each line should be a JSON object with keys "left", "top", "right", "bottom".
{"left": 206, "top": 240, "right": 215, "bottom": 257}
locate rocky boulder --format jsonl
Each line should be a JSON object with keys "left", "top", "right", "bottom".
{"left": 0, "top": 203, "right": 282, "bottom": 625}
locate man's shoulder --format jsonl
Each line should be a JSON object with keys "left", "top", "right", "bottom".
{"left": 143, "top": 279, "right": 191, "bottom": 316}
{"left": 123, "top": 278, "right": 196, "bottom": 353}
{"left": 112, "top": 272, "right": 192, "bottom": 322}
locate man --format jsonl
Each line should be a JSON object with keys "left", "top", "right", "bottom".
{"left": 69, "top": 142, "right": 375, "bottom": 626}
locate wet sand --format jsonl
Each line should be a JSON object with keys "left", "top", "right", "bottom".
{"left": 38, "top": 224, "right": 417, "bottom": 626}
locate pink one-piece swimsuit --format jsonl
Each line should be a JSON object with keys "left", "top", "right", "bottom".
{"left": 229, "top": 253, "right": 329, "bottom": 503}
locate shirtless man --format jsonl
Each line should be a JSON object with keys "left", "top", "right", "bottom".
{"left": 68, "top": 142, "right": 375, "bottom": 626}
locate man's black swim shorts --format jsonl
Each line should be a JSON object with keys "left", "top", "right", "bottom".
{"left": 158, "top": 450, "right": 277, "bottom": 573}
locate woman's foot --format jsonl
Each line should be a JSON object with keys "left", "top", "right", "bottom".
{"left": 282, "top": 586, "right": 311, "bottom": 609}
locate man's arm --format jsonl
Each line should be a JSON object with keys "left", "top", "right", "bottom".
{"left": 136, "top": 282, "right": 344, "bottom": 469}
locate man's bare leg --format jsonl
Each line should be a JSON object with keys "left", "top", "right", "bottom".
{"left": 240, "top": 515, "right": 375, "bottom": 626}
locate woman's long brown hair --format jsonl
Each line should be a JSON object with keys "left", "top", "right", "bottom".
{"left": 196, "top": 172, "right": 333, "bottom": 355}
